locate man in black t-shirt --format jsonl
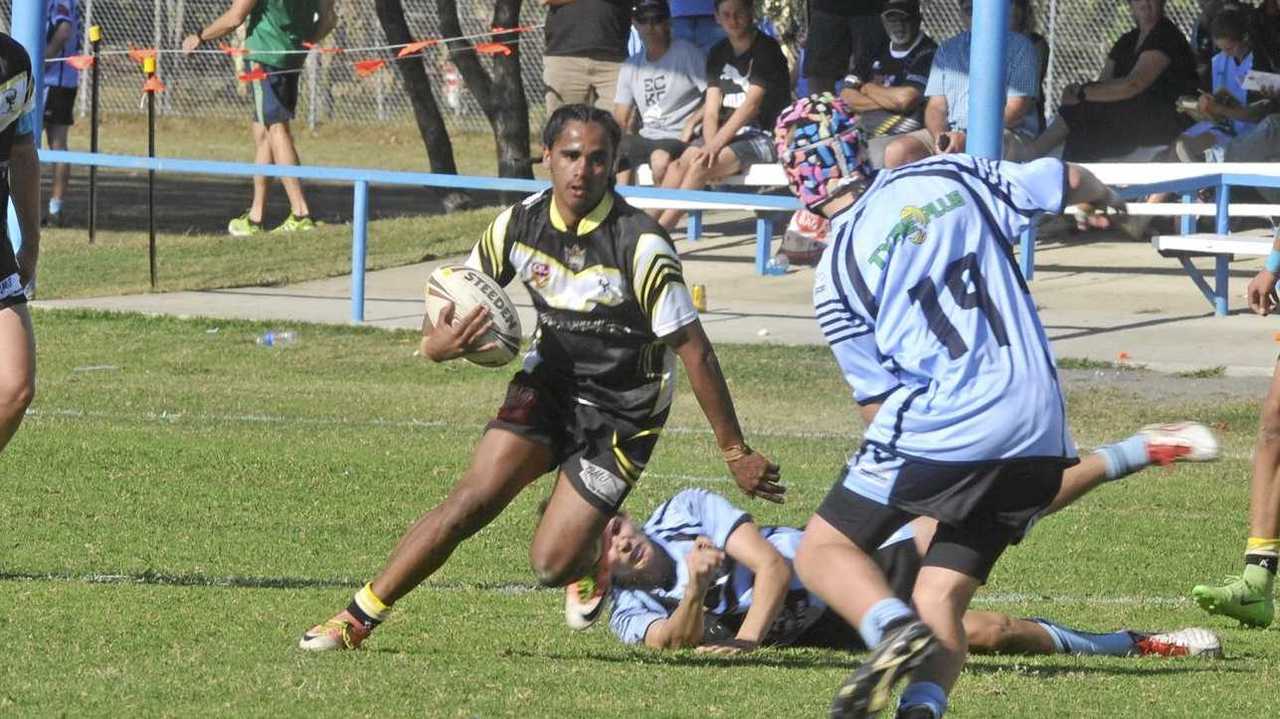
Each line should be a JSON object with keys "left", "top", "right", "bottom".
{"left": 804, "top": 0, "right": 888, "bottom": 97}
{"left": 653, "top": 0, "right": 791, "bottom": 232}
{"left": 837, "top": 0, "right": 936, "bottom": 167}
{"left": 543, "top": 0, "right": 632, "bottom": 112}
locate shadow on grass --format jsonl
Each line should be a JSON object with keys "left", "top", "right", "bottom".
{"left": 0, "top": 569, "right": 549, "bottom": 595}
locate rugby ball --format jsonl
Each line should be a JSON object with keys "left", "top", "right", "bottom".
{"left": 423, "top": 264, "right": 522, "bottom": 367}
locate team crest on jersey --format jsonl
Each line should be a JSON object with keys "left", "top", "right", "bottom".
{"left": 869, "top": 190, "right": 965, "bottom": 268}
{"left": 564, "top": 244, "right": 587, "bottom": 272}
{"left": 530, "top": 261, "right": 552, "bottom": 288}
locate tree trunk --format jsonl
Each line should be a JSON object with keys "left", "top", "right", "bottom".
{"left": 373, "top": 0, "right": 458, "bottom": 177}
{"left": 437, "top": 0, "right": 534, "bottom": 180}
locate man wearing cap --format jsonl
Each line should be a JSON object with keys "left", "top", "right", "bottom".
{"left": 838, "top": 0, "right": 937, "bottom": 168}
{"left": 613, "top": 0, "right": 707, "bottom": 185}
{"left": 882, "top": 0, "right": 1041, "bottom": 168}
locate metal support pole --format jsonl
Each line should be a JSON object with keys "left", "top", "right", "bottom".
{"left": 1180, "top": 193, "right": 1194, "bottom": 235}
{"left": 307, "top": 49, "right": 318, "bottom": 131}
{"left": 1214, "top": 182, "right": 1231, "bottom": 316}
{"left": 7, "top": 0, "right": 46, "bottom": 251}
{"left": 688, "top": 210, "right": 702, "bottom": 240}
{"left": 146, "top": 57, "right": 158, "bottom": 289}
{"left": 78, "top": 0, "right": 94, "bottom": 118}
{"left": 88, "top": 25, "right": 101, "bottom": 244}
{"left": 755, "top": 217, "right": 772, "bottom": 275}
{"left": 351, "top": 180, "right": 370, "bottom": 323}
{"left": 966, "top": 0, "right": 1009, "bottom": 160}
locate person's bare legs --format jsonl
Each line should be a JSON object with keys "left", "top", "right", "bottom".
{"left": 883, "top": 135, "right": 931, "bottom": 169}
{"left": 45, "top": 124, "right": 71, "bottom": 208}
{"left": 796, "top": 514, "right": 899, "bottom": 625}
{"left": 249, "top": 122, "right": 273, "bottom": 224}
{"left": 1024, "top": 116, "right": 1070, "bottom": 159}
{"left": 911, "top": 566, "right": 980, "bottom": 693}
{"left": 266, "top": 122, "right": 311, "bottom": 218}
{"left": 649, "top": 149, "right": 676, "bottom": 185}
{"left": 369, "top": 429, "right": 552, "bottom": 603}
{"left": 528, "top": 470, "right": 613, "bottom": 586}
{"left": 657, "top": 146, "right": 741, "bottom": 231}
{"left": 963, "top": 611, "right": 1056, "bottom": 655}
{"left": 0, "top": 304, "right": 35, "bottom": 452}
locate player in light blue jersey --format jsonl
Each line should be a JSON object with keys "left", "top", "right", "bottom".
{"left": 772, "top": 94, "right": 1161, "bottom": 719}
{"left": 597, "top": 488, "right": 1221, "bottom": 661}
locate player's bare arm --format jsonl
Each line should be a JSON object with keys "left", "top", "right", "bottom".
{"left": 642, "top": 538, "right": 724, "bottom": 649}
{"left": 418, "top": 303, "right": 495, "bottom": 362}
{"left": 1249, "top": 235, "right": 1280, "bottom": 316}
{"left": 9, "top": 133, "right": 40, "bottom": 287}
{"left": 663, "top": 320, "right": 784, "bottom": 502}
{"left": 698, "top": 523, "right": 791, "bottom": 653}
{"left": 182, "top": 0, "right": 256, "bottom": 52}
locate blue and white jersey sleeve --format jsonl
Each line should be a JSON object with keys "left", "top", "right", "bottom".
{"left": 813, "top": 244, "right": 900, "bottom": 405}
{"left": 646, "top": 488, "right": 749, "bottom": 548}
{"left": 609, "top": 588, "right": 669, "bottom": 645}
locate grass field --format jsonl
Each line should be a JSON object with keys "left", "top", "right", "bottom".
{"left": 3, "top": 309, "right": 1276, "bottom": 717}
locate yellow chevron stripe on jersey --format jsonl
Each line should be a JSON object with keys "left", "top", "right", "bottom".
{"left": 478, "top": 206, "right": 516, "bottom": 280}
{"left": 640, "top": 260, "right": 683, "bottom": 317}
{"left": 549, "top": 193, "right": 615, "bottom": 235}
{"left": 508, "top": 243, "right": 627, "bottom": 311}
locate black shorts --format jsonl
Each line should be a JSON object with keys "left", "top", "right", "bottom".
{"left": 43, "top": 86, "right": 76, "bottom": 127}
{"left": 250, "top": 64, "right": 300, "bottom": 125}
{"left": 0, "top": 243, "right": 27, "bottom": 310}
{"left": 486, "top": 371, "right": 668, "bottom": 513}
{"left": 802, "top": 10, "right": 887, "bottom": 86}
{"left": 617, "top": 135, "right": 688, "bottom": 171}
{"left": 816, "top": 455, "right": 1065, "bottom": 583}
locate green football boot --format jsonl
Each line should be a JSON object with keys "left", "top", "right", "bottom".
{"left": 272, "top": 213, "right": 317, "bottom": 233}
{"left": 1192, "top": 564, "right": 1275, "bottom": 628}
{"left": 227, "top": 211, "right": 264, "bottom": 237}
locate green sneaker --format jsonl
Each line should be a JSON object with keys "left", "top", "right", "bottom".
{"left": 1192, "top": 565, "right": 1275, "bottom": 628}
{"left": 227, "top": 211, "right": 264, "bottom": 236}
{"left": 272, "top": 213, "right": 317, "bottom": 233}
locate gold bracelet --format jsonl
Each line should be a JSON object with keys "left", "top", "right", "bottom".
{"left": 721, "top": 443, "right": 751, "bottom": 463}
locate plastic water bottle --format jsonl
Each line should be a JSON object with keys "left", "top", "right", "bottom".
{"left": 764, "top": 254, "right": 790, "bottom": 276}
{"left": 256, "top": 330, "right": 298, "bottom": 347}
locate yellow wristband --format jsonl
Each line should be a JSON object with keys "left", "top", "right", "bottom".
{"left": 722, "top": 444, "right": 751, "bottom": 463}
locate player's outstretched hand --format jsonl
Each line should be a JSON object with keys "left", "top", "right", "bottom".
{"left": 724, "top": 445, "right": 784, "bottom": 504}
{"left": 1247, "top": 270, "right": 1279, "bottom": 316}
{"left": 696, "top": 637, "right": 759, "bottom": 654}
{"left": 419, "top": 302, "right": 496, "bottom": 362}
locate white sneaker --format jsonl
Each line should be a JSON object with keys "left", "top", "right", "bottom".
{"left": 564, "top": 572, "right": 609, "bottom": 630}
{"left": 1138, "top": 421, "right": 1220, "bottom": 465}
{"left": 1134, "top": 627, "right": 1223, "bottom": 658}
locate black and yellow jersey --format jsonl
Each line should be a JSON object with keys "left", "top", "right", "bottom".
{"left": 466, "top": 189, "right": 698, "bottom": 423}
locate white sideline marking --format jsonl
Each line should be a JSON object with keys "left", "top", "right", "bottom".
{"left": 975, "top": 592, "right": 1190, "bottom": 608}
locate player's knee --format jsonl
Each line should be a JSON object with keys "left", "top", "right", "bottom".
{"left": 528, "top": 546, "right": 584, "bottom": 588}
{"left": 884, "top": 138, "right": 924, "bottom": 169}
{"left": 962, "top": 612, "right": 1015, "bottom": 653}
{"left": 0, "top": 373, "right": 34, "bottom": 421}
{"left": 1260, "top": 396, "right": 1280, "bottom": 441}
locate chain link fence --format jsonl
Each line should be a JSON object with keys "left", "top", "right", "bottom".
{"left": 0, "top": 0, "right": 1207, "bottom": 132}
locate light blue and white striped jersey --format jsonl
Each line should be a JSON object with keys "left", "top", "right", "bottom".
{"left": 813, "top": 155, "right": 1076, "bottom": 465}
{"left": 609, "top": 488, "right": 912, "bottom": 645}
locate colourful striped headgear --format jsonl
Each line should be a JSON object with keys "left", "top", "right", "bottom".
{"left": 774, "top": 93, "right": 874, "bottom": 212}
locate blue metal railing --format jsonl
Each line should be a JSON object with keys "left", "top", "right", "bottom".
{"left": 42, "top": 149, "right": 800, "bottom": 321}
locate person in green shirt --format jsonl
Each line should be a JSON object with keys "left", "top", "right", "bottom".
{"left": 183, "top": 0, "right": 337, "bottom": 235}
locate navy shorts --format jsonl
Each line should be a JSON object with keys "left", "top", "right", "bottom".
{"left": 816, "top": 447, "right": 1065, "bottom": 583}
{"left": 43, "top": 86, "right": 76, "bottom": 127}
{"left": 486, "top": 371, "right": 668, "bottom": 514}
{"left": 617, "top": 135, "right": 689, "bottom": 171}
{"left": 251, "top": 64, "right": 300, "bottom": 126}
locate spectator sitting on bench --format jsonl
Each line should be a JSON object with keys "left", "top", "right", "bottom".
{"left": 654, "top": 0, "right": 791, "bottom": 232}
{"left": 1024, "top": 0, "right": 1198, "bottom": 162}
{"left": 1172, "top": 8, "right": 1276, "bottom": 163}
{"left": 836, "top": 0, "right": 936, "bottom": 168}
{"left": 614, "top": 0, "right": 708, "bottom": 185}
{"left": 880, "top": 0, "right": 1042, "bottom": 168}
{"left": 1012, "top": 0, "right": 1050, "bottom": 135}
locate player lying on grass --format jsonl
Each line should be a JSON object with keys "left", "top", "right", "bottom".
{"left": 570, "top": 423, "right": 1222, "bottom": 658}
{"left": 299, "top": 104, "right": 780, "bottom": 651}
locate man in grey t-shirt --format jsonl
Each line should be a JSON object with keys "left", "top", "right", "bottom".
{"left": 613, "top": 0, "right": 707, "bottom": 184}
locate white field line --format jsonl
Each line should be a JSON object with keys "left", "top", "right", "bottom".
{"left": 0, "top": 570, "right": 1195, "bottom": 606}
{"left": 27, "top": 407, "right": 1255, "bottom": 462}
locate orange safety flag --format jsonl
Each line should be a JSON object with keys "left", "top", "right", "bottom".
{"left": 354, "top": 59, "right": 386, "bottom": 76}
{"left": 238, "top": 68, "right": 268, "bottom": 82}
{"left": 396, "top": 38, "right": 439, "bottom": 58}
{"left": 490, "top": 25, "right": 535, "bottom": 35}
{"left": 475, "top": 42, "right": 511, "bottom": 56}
{"left": 218, "top": 43, "right": 247, "bottom": 57}
{"left": 65, "top": 54, "right": 95, "bottom": 70}
{"left": 143, "top": 75, "right": 166, "bottom": 94}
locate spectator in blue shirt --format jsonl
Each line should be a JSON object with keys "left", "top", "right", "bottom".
{"left": 881, "top": 0, "right": 1042, "bottom": 168}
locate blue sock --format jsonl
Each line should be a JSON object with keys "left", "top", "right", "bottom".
{"left": 1093, "top": 434, "right": 1149, "bottom": 480}
{"left": 858, "top": 597, "right": 914, "bottom": 647}
{"left": 899, "top": 682, "right": 947, "bottom": 718}
{"left": 1032, "top": 618, "right": 1136, "bottom": 656}
{"left": 48, "top": 197, "right": 62, "bottom": 215}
